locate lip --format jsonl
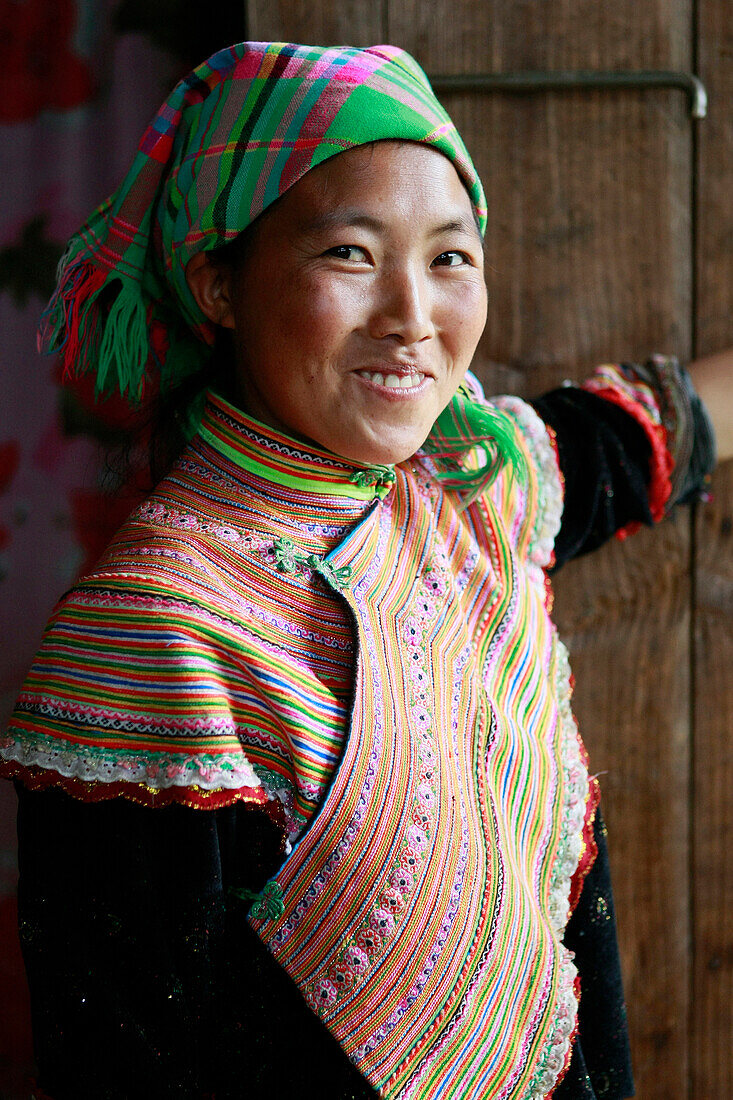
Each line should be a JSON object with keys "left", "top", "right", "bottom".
{"left": 353, "top": 367, "right": 433, "bottom": 398}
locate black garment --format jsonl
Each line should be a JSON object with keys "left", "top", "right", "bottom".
{"left": 16, "top": 789, "right": 630, "bottom": 1100}
{"left": 16, "top": 388, "right": 661, "bottom": 1100}
{"left": 530, "top": 386, "right": 654, "bottom": 570}
{"left": 554, "top": 813, "right": 634, "bottom": 1100}
{"left": 16, "top": 787, "right": 374, "bottom": 1100}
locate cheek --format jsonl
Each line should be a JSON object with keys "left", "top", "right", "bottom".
{"left": 440, "top": 282, "right": 488, "bottom": 354}
{"left": 294, "top": 278, "right": 366, "bottom": 350}
{"left": 317, "top": 276, "right": 365, "bottom": 316}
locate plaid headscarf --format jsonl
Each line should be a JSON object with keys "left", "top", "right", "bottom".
{"left": 39, "top": 41, "right": 487, "bottom": 403}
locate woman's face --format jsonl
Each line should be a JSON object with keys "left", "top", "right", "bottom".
{"left": 208, "top": 141, "right": 487, "bottom": 466}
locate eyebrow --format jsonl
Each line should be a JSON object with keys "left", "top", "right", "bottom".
{"left": 301, "top": 208, "right": 481, "bottom": 240}
{"left": 430, "top": 217, "right": 481, "bottom": 239}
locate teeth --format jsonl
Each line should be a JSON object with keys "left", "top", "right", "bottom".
{"left": 359, "top": 370, "right": 424, "bottom": 389}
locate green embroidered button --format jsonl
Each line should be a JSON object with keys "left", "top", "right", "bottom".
{"left": 271, "top": 537, "right": 352, "bottom": 591}
{"left": 272, "top": 536, "right": 301, "bottom": 573}
{"left": 309, "top": 557, "right": 353, "bottom": 590}
{"left": 350, "top": 466, "right": 396, "bottom": 495}
{"left": 229, "top": 880, "right": 285, "bottom": 921}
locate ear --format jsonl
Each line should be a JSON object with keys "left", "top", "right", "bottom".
{"left": 184, "top": 252, "right": 236, "bottom": 330}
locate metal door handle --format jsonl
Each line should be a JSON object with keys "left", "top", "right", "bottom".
{"left": 428, "top": 70, "right": 707, "bottom": 119}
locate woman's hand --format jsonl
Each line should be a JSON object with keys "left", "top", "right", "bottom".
{"left": 688, "top": 349, "right": 733, "bottom": 462}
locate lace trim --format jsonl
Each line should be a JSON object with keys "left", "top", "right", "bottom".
{"left": 0, "top": 758, "right": 269, "bottom": 811}
{"left": 0, "top": 728, "right": 260, "bottom": 790}
{"left": 547, "top": 639, "right": 591, "bottom": 931}
{"left": 493, "top": 395, "right": 564, "bottom": 577}
{"left": 252, "top": 764, "right": 307, "bottom": 842}
{"left": 568, "top": 771, "right": 601, "bottom": 917}
{"left": 523, "top": 962, "right": 579, "bottom": 1098}
{"left": 521, "top": 637, "right": 591, "bottom": 1098}
{"left": 2, "top": 726, "right": 309, "bottom": 830}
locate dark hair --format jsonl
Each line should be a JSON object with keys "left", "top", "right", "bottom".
{"left": 101, "top": 331, "right": 236, "bottom": 499}
{"left": 133, "top": 222, "right": 263, "bottom": 489}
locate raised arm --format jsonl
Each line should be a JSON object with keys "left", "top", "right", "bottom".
{"left": 688, "top": 349, "right": 733, "bottom": 462}
{"left": 529, "top": 354, "right": 719, "bottom": 569}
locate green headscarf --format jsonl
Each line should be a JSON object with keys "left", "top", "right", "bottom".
{"left": 40, "top": 41, "right": 487, "bottom": 403}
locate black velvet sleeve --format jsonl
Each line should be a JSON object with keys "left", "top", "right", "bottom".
{"left": 530, "top": 387, "right": 654, "bottom": 571}
{"left": 15, "top": 785, "right": 376, "bottom": 1100}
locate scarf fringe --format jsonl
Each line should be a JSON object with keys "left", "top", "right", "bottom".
{"left": 38, "top": 253, "right": 150, "bottom": 401}
{"left": 97, "top": 280, "right": 149, "bottom": 398}
{"left": 423, "top": 394, "right": 527, "bottom": 508}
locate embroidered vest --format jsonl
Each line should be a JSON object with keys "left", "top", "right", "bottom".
{"left": 249, "top": 441, "right": 592, "bottom": 1098}
{"left": 2, "top": 390, "right": 595, "bottom": 1098}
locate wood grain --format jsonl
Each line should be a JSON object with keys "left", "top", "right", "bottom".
{"left": 692, "top": 471, "right": 733, "bottom": 1096}
{"left": 553, "top": 523, "right": 691, "bottom": 1090}
{"left": 245, "top": 0, "right": 383, "bottom": 45}
{"left": 389, "top": 2, "right": 693, "bottom": 1094}
{"left": 389, "top": 2, "right": 693, "bottom": 394}
{"left": 693, "top": 1, "right": 733, "bottom": 1092}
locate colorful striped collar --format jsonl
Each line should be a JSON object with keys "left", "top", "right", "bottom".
{"left": 197, "top": 391, "right": 397, "bottom": 502}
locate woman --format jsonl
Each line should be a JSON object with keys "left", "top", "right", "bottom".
{"left": 2, "top": 41, "right": 728, "bottom": 1099}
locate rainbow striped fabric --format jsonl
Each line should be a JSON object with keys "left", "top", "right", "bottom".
{"left": 2, "top": 385, "right": 598, "bottom": 1097}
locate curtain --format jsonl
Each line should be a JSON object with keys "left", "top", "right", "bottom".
{"left": 0, "top": 3, "right": 244, "bottom": 1092}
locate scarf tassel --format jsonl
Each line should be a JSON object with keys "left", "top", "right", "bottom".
{"left": 423, "top": 394, "right": 527, "bottom": 509}
{"left": 38, "top": 255, "right": 150, "bottom": 401}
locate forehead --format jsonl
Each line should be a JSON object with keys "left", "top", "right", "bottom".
{"left": 267, "top": 141, "right": 481, "bottom": 236}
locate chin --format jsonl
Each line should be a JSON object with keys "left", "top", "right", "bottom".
{"left": 338, "top": 435, "right": 426, "bottom": 467}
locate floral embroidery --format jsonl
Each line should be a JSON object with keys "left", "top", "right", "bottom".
{"left": 271, "top": 536, "right": 353, "bottom": 591}
{"left": 135, "top": 501, "right": 269, "bottom": 551}
{"left": 310, "top": 979, "right": 338, "bottom": 1009}
{"left": 313, "top": 541, "right": 445, "bottom": 1007}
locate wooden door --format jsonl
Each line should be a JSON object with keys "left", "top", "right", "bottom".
{"left": 694, "top": 2, "right": 733, "bottom": 1094}
{"left": 247, "top": 3, "right": 733, "bottom": 1094}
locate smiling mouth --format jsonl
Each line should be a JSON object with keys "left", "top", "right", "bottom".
{"left": 356, "top": 370, "right": 426, "bottom": 390}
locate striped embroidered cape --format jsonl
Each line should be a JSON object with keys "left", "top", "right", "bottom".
{"left": 2, "top": 386, "right": 600, "bottom": 1098}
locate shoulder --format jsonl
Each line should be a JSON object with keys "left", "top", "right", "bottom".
{"left": 0, "top": 502, "right": 276, "bottom": 810}
{"left": 432, "top": 372, "right": 564, "bottom": 573}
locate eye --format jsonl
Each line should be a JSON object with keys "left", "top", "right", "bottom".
{"left": 432, "top": 250, "right": 471, "bottom": 267}
{"left": 325, "top": 245, "right": 370, "bottom": 262}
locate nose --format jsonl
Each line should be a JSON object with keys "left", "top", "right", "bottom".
{"left": 367, "top": 262, "right": 435, "bottom": 345}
